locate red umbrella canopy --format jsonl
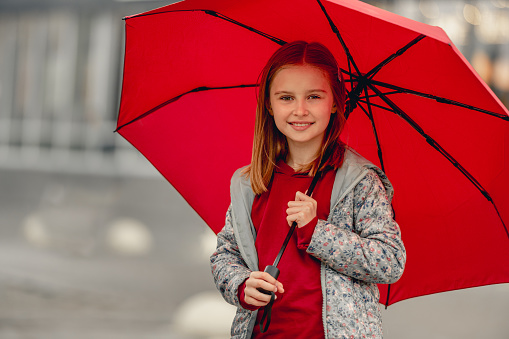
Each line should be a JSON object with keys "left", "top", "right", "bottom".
{"left": 116, "top": 0, "right": 509, "bottom": 306}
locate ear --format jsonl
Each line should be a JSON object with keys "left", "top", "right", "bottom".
{"left": 331, "top": 103, "right": 337, "bottom": 114}
{"left": 267, "top": 104, "right": 274, "bottom": 116}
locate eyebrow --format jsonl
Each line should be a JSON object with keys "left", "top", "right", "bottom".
{"left": 273, "top": 89, "right": 328, "bottom": 95}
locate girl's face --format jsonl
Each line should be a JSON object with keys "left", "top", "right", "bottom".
{"left": 269, "top": 64, "right": 336, "bottom": 155}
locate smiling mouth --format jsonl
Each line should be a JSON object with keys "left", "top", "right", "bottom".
{"left": 289, "top": 122, "right": 314, "bottom": 127}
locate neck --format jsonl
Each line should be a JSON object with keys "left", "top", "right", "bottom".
{"left": 286, "top": 140, "right": 321, "bottom": 170}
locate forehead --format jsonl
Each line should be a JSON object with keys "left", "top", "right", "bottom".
{"left": 271, "top": 65, "right": 330, "bottom": 90}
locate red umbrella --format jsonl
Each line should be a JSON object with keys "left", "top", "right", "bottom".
{"left": 116, "top": 0, "right": 509, "bottom": 307}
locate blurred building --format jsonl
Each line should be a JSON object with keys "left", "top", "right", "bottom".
{"left": 0, "top": 0, "right": 508, "bottom": 176}
{"left": 0, "top": 0, "right": 173, "bottom": 177}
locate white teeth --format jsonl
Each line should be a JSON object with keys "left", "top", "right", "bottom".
{"left": 292, "top": 123, "right": 311, "bottom": 127}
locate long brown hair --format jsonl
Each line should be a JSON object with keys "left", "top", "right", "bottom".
{"left": 245, "top": 41, "right": 347, "bottom": 194}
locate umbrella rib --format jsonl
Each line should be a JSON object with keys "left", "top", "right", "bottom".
{"left": 115, "top": 84, "right": 259, "bottom": 132}
{"left": 365, "top": 35, "right": 426, "bottom": 80}
{"left": 355, "top": 89, "right": 403, "bottom": 102}
{"left": 341, "top": 69, "right": 361, "bottom": 78}
{"left": 126, "top": 9, "right": 286, "bottom": 46}
{"left": 316, "top": 0, "right": 362, "bottom": 77}
{"left": 371, "top": 80, "right": 509, "bottom": 121}
{"left": 201, "top": 10, "right": 287, "bottom": 46}
{"left": 344, "top": 68, "right": 508, "bottom": 119}
{"left": 357, "top": 99, "right": 398, "bottom": 112}
{"left": 368, "top": 83, "right": 509, "bottom": 239}
{"left": 348, "top": 59, "right": 354, "bottom": 93}
{"left": 359, "top": 89, "right": 386, "bottom": 172}
{"left": 362, "top": 90, "right": 403, "bottom": 99}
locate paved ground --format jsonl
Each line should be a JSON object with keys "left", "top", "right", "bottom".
{"left": 0, "top": 168, "right": 508, "bottom": 338}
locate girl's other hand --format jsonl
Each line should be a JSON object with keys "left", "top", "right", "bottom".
{"left": 286, "top": 191, "right": 317, "bottom": 228}
{"left": 243, "top": 271, "right": 285, "bottom": 307}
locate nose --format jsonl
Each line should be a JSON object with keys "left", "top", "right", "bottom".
{"left": 293, "top": 98, "right": 309, "bottom": 116}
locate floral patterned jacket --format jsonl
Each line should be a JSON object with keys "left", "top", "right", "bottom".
{"left": 210, "top": 149, "right": 406, "bottom": 338}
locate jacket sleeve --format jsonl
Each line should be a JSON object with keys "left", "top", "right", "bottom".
{"left": 307, "top": 169, "right": 406, "bottom": 284}
{"left": 210, "top": 205, "right": 252, "bottom": 307}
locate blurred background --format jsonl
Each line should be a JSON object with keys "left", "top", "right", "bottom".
{"left": 0, "top": 0, "right": 508, "bottom": 338}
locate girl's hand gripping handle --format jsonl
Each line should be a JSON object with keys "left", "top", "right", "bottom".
{"left": 243, "top": 268, "right": 284, "bottom": 308}
{"left": 257, "top": 265, "right": 280, "bottom": 295}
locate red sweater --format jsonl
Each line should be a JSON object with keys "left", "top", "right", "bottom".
{"left": 238, "top": 160, "right": 335, "bottom": 338}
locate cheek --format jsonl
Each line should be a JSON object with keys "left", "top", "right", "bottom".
{"left": 318, "top": 109, "right": 333, "bottom": 131}
{"left": 273, "top": 112, "right": 286, "bottom": 130}
{"left": 320, "top": 103, "right": 334, "bottom": 119}
{"left": 271, "top": 110, "right": 291, "bottom": 135}
{"left": 271, "top": 104, "right": 288, "bottom": 122}
{"left": 322, "top": 114, "right": 332, "bottom": 128}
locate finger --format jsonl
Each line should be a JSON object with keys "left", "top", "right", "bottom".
{"left": 287, "top": 216, "right": 293, "bottom": 227}
{"left": 289, "top": 201, "right": 316, "bottom": 215}
{"left": 295, "top": 191, "right": 316, "bottom": 203}
{"left": 287, "top": 204, "right": 313, "bottom": 214}
{"left": 261, "top": 272, "right": 279, "bottom": 287}
{"left": 287, "top": 200, "right": 309, "bottom": 208}
{"left": 246, "top": 273, "right": 278, "bottom": 292}
{"left": 250, "top": 271, "right": 278, "bottom": 286}
{"left": 244, "top": 294, "right": 271, "bottom": 307}
{"left": 252, "top": 280, "right": 278, "bottom": 294}
{"left": 295, "top": 191, "right": 307, "bottom": 201}
{"left": 248, "top": 287, "right": 274, "bottom": 302}
{"left": 245, "top": 282, "right": 283, "bottom": 305}
{"left": 287, "top": 213, "right": 302, "bottom": 226}
{"left": 276, "top": 281, "right": 285, "bottom": 293}
{"left": 286, "top": 206, "right": 305, "bottom": 214}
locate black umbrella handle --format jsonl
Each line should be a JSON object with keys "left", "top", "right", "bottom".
{"left": 271, "top": 170, "right": 322, "bottom": 268}
{"left": 258, "top": 168, "right": 323, "bottom": 288}
{"left": 257, "top": 171, "right": 322, "bottom": 333}
{"left": 259, "top": 169, "right": 322, "bottom": 283}
{"left": 256, "top": 171, "right": 322, "bottom": 286}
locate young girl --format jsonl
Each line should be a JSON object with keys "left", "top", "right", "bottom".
{"left": 210, "top": 41, "right": 406, "bottom": 338}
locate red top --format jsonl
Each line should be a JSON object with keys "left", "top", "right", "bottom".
{"left": 238, "top": 160, "right": 335, "bottom": 338}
